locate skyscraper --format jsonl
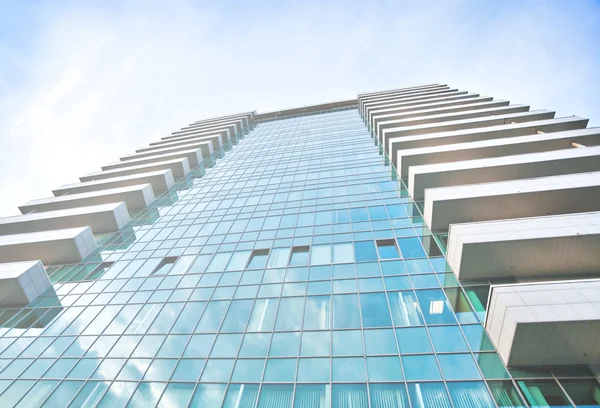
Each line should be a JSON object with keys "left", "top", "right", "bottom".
{"left": 0, "top": 83, "right": 598, "bottom": 407}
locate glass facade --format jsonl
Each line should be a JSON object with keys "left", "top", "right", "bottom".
{"left": 0, "top": 108, "right": 597, "bottom": 407}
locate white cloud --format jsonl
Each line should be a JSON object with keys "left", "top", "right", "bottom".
{"left": 0, "top": 0, "right": 598, "bottom": 216}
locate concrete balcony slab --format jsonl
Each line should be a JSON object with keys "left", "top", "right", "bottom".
{"left": 53, "top": 169, "right": 174, "bottom": 196}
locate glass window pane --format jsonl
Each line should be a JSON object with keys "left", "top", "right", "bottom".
{"left": 226, "top": 251, "right": 252, "bottom": 271}
{"left": 300, "top": 331, "right": 330, "bottom": 357}
{"left": 211, "top": 333, "right": 243, "bottom": 358}
{"left": 264, "top": 358, "right": 296, "bottom": 382}
{"left": 369, "top": 383, "right": 409, "bottom": 408}
{"left": 157, "top": 383, "right": 195, "bottom": 407}
{"left": 42, "top": 380, "right": 84, "bottom": 407}
{"left": 397, "top": 238, "right": 426, "bottom": 258}
{"left": 69, "top": 381, "right": 110, "bottom": 408}
{"left": 247, "top": 298, "right": 278, "bottom": 332}
{"left": 303, "top": 296, "right": 331, "bottom": 330}
{"left": 354, "top": 241, "right": 378, "bottom": 262}
{"left": 289, "top": 247, "right": 310, "bottom": 266}
{"left": 332, "top": 294, "right": 361, "bottom": 329}
{"left": 258, "top": 384, "right": 293, "bottom": 408}
{"left": 267, "top": 247, "right": 291, "bottom": 268}
{"left": 377, "top": 240, "right": 400, "bottom": 259}
{"left": 415, "top": 289, "right": 456, "bottom": 325}
{"left": 559, "top": 379, "right": 600, "bottom": 407}
{"left": 428, "top": 326, "right": 469, "bottom": 352}
{"left": 221, "top": 300, "right": 253, "bottom": 332}
{"left": 295, "top": 384, "right": 330, "bottom": 408}
{"left": 232, "top": 359, "right": 265, "bottom": 382}
{"left": 388, "top": 291, "right": 423, "bottom": 326}
{"left": 332, "top": 330, "right": 363, "bottom": 356}
{"left": 396, "top": 327, "right": 432, "bottom": 353}
{"left": 475, "top": 353, "right": 511, "bottom": 379}
{"left": 189, "top": 384, "right": 227, "bottom": 408}
{"left": 360, "top": 293, "right": 392, "bottom": 327}
{"left": 332, "top": 384, "right": 368, "bottom": 408}
{"left": 239, "top": 333, "right": 271, "bottom": 357}
{"left": 402, "top": 355, "right": 441, "bottom": 380}
{"left": 333, "top": 243, "right": 355, "bottom": 264}
{"left": 332, "top": 357, "right": 365, "bottom": 381}
{"left": 517, "top": 380, "right": 572, "bottom": 408}
{"left": 171, "top": 359, "right": 205, "bottom": 382}
{"left": 461, "top": 324, "right": 495, "bottom": 351}
{"left": 269, "top": 332, "right": 300, "bottom": 357}
{"left": 195, "top": 300, "right": 230, "bottom": 332}
{"left": 297, "top": 358, "right": 330, "bottom": 382}
{"left": 487, "top": 380, "right": 527, "bottom": 408}
{"left": 446, "top": 382, "right": 495, "bottom": 408}
{"left": 437, "top": 354, "right": 481, "bottom": 380}
{"left": 96, "top": 381, "right": 137, "bottom": 408}
{"left": 200, "top": 359, "right": 234, "bottom": 382}
{"left": 310, "top": 245, "right": 332, "bottom": 266}
{"left": 207, "top": 253, "right": 233, "bottom": 273}
{"left": 17, "top": 380, "right": 58, "bottom": 408}
{"left": 223, "top": 384, "right": 259, "bottom": 408}
{"left": 364, "top": 328, "right": 397, "bottom": 355}
{"left": 408, "top": 382, "right": 451, "bottom": 408}
{"left": 275, "top": 297, "right": 304, "bottom": 331}
{"left": 247, "top": 249, "right": 269, "bottom": 269}
{"left": 367, "top": 356, "right": 403, "bottom": 381}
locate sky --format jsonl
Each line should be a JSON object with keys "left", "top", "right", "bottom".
{"left": 0, "top": 0, "right": 599, "bottom": 217}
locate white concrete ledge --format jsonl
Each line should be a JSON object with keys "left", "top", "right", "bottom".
{"left": 378, "top": 104, "right": 531, "bottom": 145}
{"left": 81, "top": 158, "right": 190, "bottom": 181}
{"left": 370, "top": 95, "right": 491, "bottom": 130}
{"left": 387, "top": 112, "right": 571, "bottom": 164}
{"left": 358, "top": 83, "right": 443, "bottom": 100}
{"left": 0, "top": 227, "right": 97, "bottom": 265}
{"left": 0, "top": 261, "right": 52, "bottom": 306}
{"left": 424, "top": 172, "right": 600, "bottom": 231}
{"left": 103, "top": 148, "right": 202, "bottom": 170}
{"left": 136, "top": 138, "right": 215, "bottom": 157}
{"left": 147, "top": 133, "right": 222, "bottom": 150}
{"left": 446, "top": 212, "right": 600, "bottom": 280}
{"left": 20, "top": 184, "right": 154, "bottom": 213}
{"left": 191, "top": 111, "right": 253, "bottom": 127}
{"left": 366, "top": 91, "right": 473, "bottom": 127}
{"left": 53, "top": 170, "right": 174, "bottom": 196}
{"left": 396, "top": 126, "right": 599, "bottom": 179}
{"left": 375, "top": 99, "right": 508, "bottom": 137}
{"left": 0, "top": 202, "right": 130, "bottom": 235}
{"left": 410, "top": 145, "right": 600, "bottom": 200}
{"left": 363, "top": 88, "right": 459, "bottom": 117}
{"left": 166, "top": 124, "right": 234, "bottom": 140}
{"left": 360, "top": 84, "right": 449, "bottom": 113}
{"left": 485, "top": 279, "right": 600, "bottom": 367}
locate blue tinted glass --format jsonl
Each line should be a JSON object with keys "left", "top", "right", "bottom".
{"left": 300, "top": 331, "right": 330, "bottom": 356}
{"left": 437, "top": 354, "right": 481, "bottom": 380}
{"left": 332, "top": 330, "right": 363, "bottom": 356}
{"left": 269, "top": 332, "right": 300, "bottom": 357}
{"left": 415, "top": 289, "right": 457, "bottom": 325}
{"left": 297, "top": 358, "right": 330, "bottom": 382}
{"left": 367, "top": 356, "right": 404, "bottom": 381}
{"left": 158, "top": 383, "right": 195, "bottom": 407}
{"left": 264, "top": 358, "right": 296, "bottom": 382}
{"left": 200, "top": 359, "right": 234, "bottom": 382}
{"left": 396, "top": 327, "right": 432, "bottom": 353}
{"left": 446, "top": 382, "right": 496, "bottom": 408}
{"left": 370, "top": 383, "right": 409, "bottom": 408}
{"left": 171, "top": 359, "right": 205, "bottom": 382}
{"left": 189, "top": 384, "right": 227, "bottom": 408}
{"left": 388, "top": 291, "right": 423, "bottom": 326}
{"left": 232, "top": 359, "right": 265, "bottom": 382}
{"left": 364, "top": 329, "right": 397, "bottom": 354}
{"left": 258, "top": 384, "right": 293, "bottom": 408}
{"left": 239, "top": 333, "right": 271, "bottom": 357}
{"left": 402, "top": 355, "right": 442, "bottom": 380}
{"left": 42, "top": 380, "right": 84, "bottom": 407}
{"left": 377, "top": 240, "right": 400, "bottom": 259}
{"left": 397, "top": 238, "right": 426, "bottom": 258}
{"left": 223, "top": 384, "right": 259, "bottom": 408}
{"left": 360, "top": 293, "right": 392, "bottom": 327}
{"left": 295, "top": 384, "right": 330, "bottom": 407}
{"left": 354, "top": 241, "right": 378, "bottom": 262}
{"left": 332, "top": 384, "right": 368, "bottom": 408}
{"left": 408, "top": 382, "right": 451, "bottom": 408}
{"left": 332, "top": 294, "right": 361, "bottom": 329}
{"left": 332, "top": 357, "right": 366, "bottom": 381}
{"left": 428, "top": 326, "right": 469, "bottom": 352}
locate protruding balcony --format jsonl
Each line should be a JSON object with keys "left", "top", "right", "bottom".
{"left": 0, "top": 202, "right": 130, "bottom": 235}
{"left": 102, "top": 148, "right": 203, "bottom": 170}
{"left": 485, "top": 279, "right": 600, "bottom": 367}
{"left": 424, "top": 172, "right": 600, "bottom": 231}
{"left": 0, "top": 227, "right": 97, "bottom": 264}
{"left": 81, "top": 158, "right": 190, "bottom": 181}
{"left": 446, "top": 212, "right": 600, "bottom": 281}
{"left": 20, "top": 184, "right": 154, "bottom": 213}
{"left": 0, "top": 261, "right": 52, "bottom": 306}
{"left": 53, "top": 169, "right": 174, "bottom": 195}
